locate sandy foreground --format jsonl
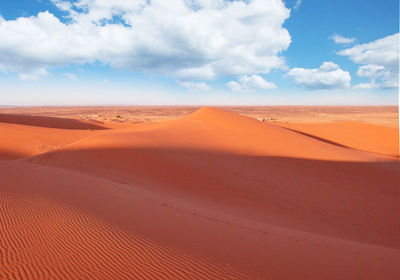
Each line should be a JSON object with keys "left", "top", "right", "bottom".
{"left": 0, "top": 106, "right": 399, "bottom": 280}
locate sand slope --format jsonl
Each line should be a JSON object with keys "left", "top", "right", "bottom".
{"left": 275, "top": 121, "right": 399, "bottom": 158}
{"left": 1, "top": 107, "right": 399, "bottom": 279}
{"left": 0, "top": 114, "right": 109, "bottom": 160}
{"left": 0, "top": 113, "right": 107, "bottom": 130}
{"left": 0, "top": 192, "right": 256, "bottom": 280}
{"left": 1, "top": 160, "right": 399, "bottom": 280}
{"left": 0, "top": 123, "right": 96, "bottom": 160}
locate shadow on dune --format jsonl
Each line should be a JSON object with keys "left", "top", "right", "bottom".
{"left": 0, "top": 113, "right": 107, "bottom": 130}
{"left": 30, "top": 146, "right": 400, "bottom": 249}
{"left": 278, "top": 125, "right": 400, "bottom": 159}
{"left": 2, "top": 147, "right": 400, "bottom": 280}
{"left": 0, "top": 150, "right": 27, "bottom": 160}
{"left": 280, "top": 126, "right": 351, "bottom": 148}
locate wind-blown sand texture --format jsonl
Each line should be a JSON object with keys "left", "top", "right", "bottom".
{"left": 0, "top": 106, "right": 399, "bottom": 279}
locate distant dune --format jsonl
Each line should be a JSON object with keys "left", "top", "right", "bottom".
{"left": 0, "top": 113, "right": 107, "bottom": 130}
{"left": 276, "top": 121, "right": 399, "bottom": 158}
{"left": 1, "top": 107, "right": 399, "bottom": 279}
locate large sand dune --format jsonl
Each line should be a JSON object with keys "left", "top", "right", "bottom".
{"left": 0, "top": 107, "right": 399, "bottom": 279}
{"left": 276, "top": 121, "right": 399, "bottom": 158}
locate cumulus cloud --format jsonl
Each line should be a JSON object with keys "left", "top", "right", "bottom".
{"left": 179, "top": 81, "right": 211, "bottom": 92}
{"left": 331, "top": 34, "right": 355, "bottom": 44}
{"left": 286, "top": 62, "right": 351, "bottom": 89}
{"left": 354, "top": 64, "right": 397, "bottom": 89}
{"left": 226, "top": 75, "right": 277, "bottom": 92}
{"left": 0, "top": 0, "right": 291, "bottom": 83}
{"left": 338, "top": 33, "right": 399, "bottom": 88}
{"left": 0, "top": 11, "right": 99, "bottom": 79}
{"left": 338, "top": 33, "right": 398, "bottom": 67}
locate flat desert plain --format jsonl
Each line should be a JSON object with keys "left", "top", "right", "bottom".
{"left": 0, "top": 106, "right": 399, "bottom": 280}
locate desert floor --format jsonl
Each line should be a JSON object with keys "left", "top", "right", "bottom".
{"left": 0, "top": 106, "right": 399, "bottom": 280}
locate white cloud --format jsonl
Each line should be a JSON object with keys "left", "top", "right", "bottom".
{"left": 64, "top": 73, "right": 77, "bottom": 80}
{"left": 0, "top": 0, "right": 291, "bottom": 83}
{"left": 286, "top": 61, "right": 351, "bottom": 89}
{"left": 353, "top": 83, "right": 376, "bottom": 89}
{"left": 354, "top": 64, "right": 397, "bottom": 89}
{"left": 331, "top": 34, "right": 355, "bottom": 44}
{"left": 338, "top": 33, "right": 398, "bottom": 67}
{"left": 226, "top": 75, "right": 277, "bottom": 92}
{"left": 356, "top": 64, "right": 385, "bottom": 79}
{"left": 0, "top": 11, "right": 99, "bottom": 77}
{"left": 18, "top": 68, "right": 48, "bottom": 81}
{"left": 293, "top": 0, "right": 302, "bottom": 10}
{"left": 338, "top": 33, "right": 399, "bottom": 88}
{"left": 51, "top": 0, "right": 75, "bottom": 13}
{"left": 179, "top": 81, "right": 211, "bottom": 92}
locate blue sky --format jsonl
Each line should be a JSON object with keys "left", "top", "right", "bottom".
{"left": 0, "top": 0, "right": 398, "bottom": 105}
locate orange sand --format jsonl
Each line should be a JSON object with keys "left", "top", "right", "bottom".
{"left": 0, "top": 107, "right": 399, "bottom": 280}
{"left": 275, "top": 121, "right": 399, "bottom": 158}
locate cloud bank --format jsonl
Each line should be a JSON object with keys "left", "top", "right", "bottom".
{"left": 0, "top": 0, "right": 291, "bottom": 86}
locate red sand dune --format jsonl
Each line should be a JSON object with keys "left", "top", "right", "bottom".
{"left": 0, "top": 192, "right": 255, "bottom": 280}
{"left": 0, "top": 113, "right": 107, "bottom": 130}
{"left": 0, "top": 124, "right": 98, "bottom": 160}
{"left": 275, "top": 121, "right": 399, "bottom": 158}
{"left": 0, "top": 113, "right": 110, "bottom": 160}
{"left": 1, "top": 107, "right": 399, "bottom": 279}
